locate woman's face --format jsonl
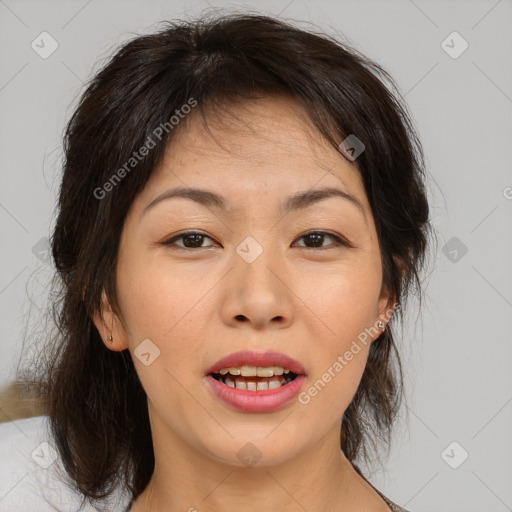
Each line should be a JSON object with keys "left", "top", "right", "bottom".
{"left": 101, "top": 96, "right": 392, "bottom": 467}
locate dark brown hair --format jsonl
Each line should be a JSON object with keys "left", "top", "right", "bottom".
{"left": 21, "top": 12, "right": 433, "bottom": 508}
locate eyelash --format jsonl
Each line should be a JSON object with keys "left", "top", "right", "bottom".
{"left": 161, "top": 230, "right": 350, "bottom": 251}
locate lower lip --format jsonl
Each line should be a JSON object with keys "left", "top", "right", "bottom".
{"left": 205, "top": 374, "right": 306, "bottom": 413}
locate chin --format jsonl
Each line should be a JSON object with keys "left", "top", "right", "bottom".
{"left": 198, "top": 430, "right": 312, "bottom": 469}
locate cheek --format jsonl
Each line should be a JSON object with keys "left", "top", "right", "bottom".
{"left": 294, "top": 262, "right": 382, "bottom": 342}
{"left": 292, "top": 264, "right": 380, "bottom": 415}
{"left": 116, "top": 249, "right": 212, "bottom": 344}
{"left": 298, "top": 338, "right": 371, "bottom": 426}
{"left": 115, "top": 250, "right": 220, "bottom": 398}
{"left": 115, "top": 255, "right": 213, "bottom": 422}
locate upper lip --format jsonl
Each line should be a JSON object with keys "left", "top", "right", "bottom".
{"left": 206, "top": 350, "right": 307, "bottom": 376}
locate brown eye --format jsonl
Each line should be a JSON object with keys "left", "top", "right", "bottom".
{"left": 162, "top": 231, "right": 217, "bottom": 249}
{"left": 161, "top": 230, "right": 349, "bottom": 251}
{"left": 293, "top": 231, "right": 348, "bottom": 250}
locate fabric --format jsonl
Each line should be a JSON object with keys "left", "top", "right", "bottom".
{"left": 361, "top": 476, "right": 410, "bottom": 512}
{"left": 351, "top": 462, "right": 411, "bottom": 512}
{"left": 0, "top": 415, "right": 409, "bottom": 512}
{"left": 0, "top": 415, "right": 129, "bottom": 512}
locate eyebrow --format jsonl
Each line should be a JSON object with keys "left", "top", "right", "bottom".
{"left": 142, "top": 185, "right": 367, "bottom": 221}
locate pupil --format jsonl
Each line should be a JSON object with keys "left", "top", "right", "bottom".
{"left": 307, "top": 233, "right": 323, "bottom": 247}
{"left": 183, "top": 234, "right": 203, "bottom": 248}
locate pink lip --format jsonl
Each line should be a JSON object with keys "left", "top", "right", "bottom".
{"left": 205, "top": 374, "right": 307, "bottom": 413}
{"left": 205, "top": 350, "right": 307, "bottom": 413}
{"left": 205, "top": 350, "right": 307, "bottom": 376}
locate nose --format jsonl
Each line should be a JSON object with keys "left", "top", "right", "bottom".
{"left": 219, "top": 248, "right": 294, "bottom": 330}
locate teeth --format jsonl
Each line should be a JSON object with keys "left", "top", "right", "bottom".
{"left": 256, "top": 367, "right": 274, "bottom": 377}
{"left": 214, "top": 365, "right": 299, "bottom": 392}
{"left": 241, "top": 365, "right": 257, "bottom": 377}
{"left": 218, "top": 366, "right": 289, "bottom": 377}
{"left": 220, "top": 367, "right": 241, "bottom": 376}
{"left": 235, "top": 380, "right": 247, "bottom": 390}
{"left": 218, "top": 375, "right": 289, "bottom": 391}
{"left": 268, "top": 379, "right": 281, "bottom": 390}
{"left": 256, "top": 380, "right": 269, "bottom": 391}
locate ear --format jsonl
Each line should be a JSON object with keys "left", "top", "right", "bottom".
{"left": 375, "top": 255, "right": 404, "bottom": 337}
{"left": 91, "top": 289, "right": 129, "bottom": 352}
{"left": 376, "top": 287, "right": 395, "bottom": 332}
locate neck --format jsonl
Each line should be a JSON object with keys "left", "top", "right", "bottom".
{"left": 130, "top": 411, "right": 384, "bottom": 512}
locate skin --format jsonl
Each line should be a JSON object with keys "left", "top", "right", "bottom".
{"left": 94, "top": 96, "right": 396, "bottom": 512}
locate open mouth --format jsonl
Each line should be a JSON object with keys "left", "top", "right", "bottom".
{"left": 205, "top": 358, "right": 306, "bottom": 412}
{"left": 210, "top": 367, "right": 299, "bottom": 391}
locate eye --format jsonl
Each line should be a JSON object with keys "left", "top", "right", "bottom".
{"left": 161, "top": 230, "right": 350, "bottom": 251}
{"left": 292, "top": 230, "right": 349, "bottom": 250}
{"left": 161, "top": 231, "right": 218, "bottom": 250}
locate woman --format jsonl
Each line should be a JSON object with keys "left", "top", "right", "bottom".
{"left": 7, "top": 12, "right": 432, "bottom": 512}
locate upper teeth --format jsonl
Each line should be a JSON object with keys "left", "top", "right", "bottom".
{"left": 219, "top": 366, "right": 291, "bottom": 377}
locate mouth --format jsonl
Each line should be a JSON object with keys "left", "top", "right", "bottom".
{"left": 209, "top": 366, "right": 299, "bottom": 391}
{"left": 205, "top": 350, "right": 307, "bottom": 412}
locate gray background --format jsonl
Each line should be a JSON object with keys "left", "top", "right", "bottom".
{"left": 1, "top": 0, "right": 511, "bottom": 511}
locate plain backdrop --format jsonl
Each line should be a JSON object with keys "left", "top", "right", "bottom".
{"left": 1, "top": 1, "right": 511, "bottom": 511}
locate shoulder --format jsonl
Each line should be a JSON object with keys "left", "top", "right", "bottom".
{"left": 0, "top": 416, "right": 124, "bottom": 511}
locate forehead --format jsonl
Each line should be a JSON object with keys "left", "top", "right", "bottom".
{"left": 170, "top": 96, "right": 343, "bottom": 169}
{"left": 135, "top": 96, "right": 371, "bottom": 216}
